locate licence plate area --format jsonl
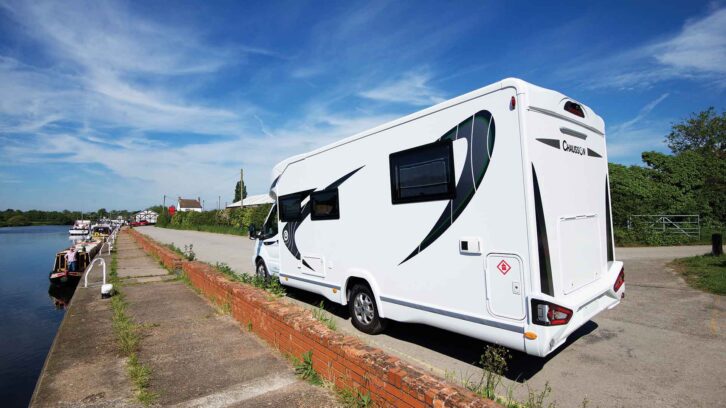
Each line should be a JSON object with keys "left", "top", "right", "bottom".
{"left": 558, "top": 215, "right": 602, "bottom": 294}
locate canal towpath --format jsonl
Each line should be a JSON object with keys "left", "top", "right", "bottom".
{"left": 31, "top": 231, "right": 340, "bottom": 407}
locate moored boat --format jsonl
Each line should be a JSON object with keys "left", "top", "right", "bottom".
{"left": 49, "top": 239, "right": 103, "bottom": 284}
{"left": 69, "top": 220, "right": 91, "bottom": 236}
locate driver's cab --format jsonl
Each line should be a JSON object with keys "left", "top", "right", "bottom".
{"left": 253, "top": 204, "right": 280, "bottom": 277}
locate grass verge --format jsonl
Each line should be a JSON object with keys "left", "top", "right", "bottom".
{"left": 670, "top": 253, "right": 726, "bottom": 295}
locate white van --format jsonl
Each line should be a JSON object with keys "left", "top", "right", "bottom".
{"left": 253, "top": 78, "right": 624, "bottom": 357}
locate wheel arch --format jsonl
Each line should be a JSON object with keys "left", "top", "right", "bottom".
{"left": 343, "top": 273, "right": 386, "bottom": 318}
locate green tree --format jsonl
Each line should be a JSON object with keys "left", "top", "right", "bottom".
{"left": 6, "top": 215, "right": 30, "bottom": 226}
{"left": 666, "top": 107, "right": 725, "bottom": 157}
{"left": 666, "top": 108, "right": 725, "bottom": 223}
{"left": 234, "top": 181, "right": 248, "bottom": 202}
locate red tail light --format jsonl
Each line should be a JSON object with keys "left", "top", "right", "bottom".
{"left": 532, "top": 299, "right": 573, "bottom": 326}
{"left": 613, "top": 267, "right": 625, "bottom": 292}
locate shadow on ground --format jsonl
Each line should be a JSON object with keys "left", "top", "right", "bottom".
{"left": 284, "top": 286, "right": 599, "bottom": 382}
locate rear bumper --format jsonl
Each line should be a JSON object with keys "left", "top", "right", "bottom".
{"left": 525, "top": 261, "right": 624, "bottom": 357}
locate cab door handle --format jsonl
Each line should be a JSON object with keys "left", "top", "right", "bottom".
{"left": 263, "top": 240, "right": 278, "bottom": 246}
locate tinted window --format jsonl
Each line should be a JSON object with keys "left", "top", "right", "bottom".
{"left": 390, "top": 140, "right": 455, "bottom": 204}
{"left": 311, "top": 189, "right": 340, "bottom": 220}
{"left": 279, "top": 194, "right": 303, "bottom": 222}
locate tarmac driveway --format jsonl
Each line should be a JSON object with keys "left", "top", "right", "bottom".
{"left": 136, "top": 227, "right": 725, "bottom": 407}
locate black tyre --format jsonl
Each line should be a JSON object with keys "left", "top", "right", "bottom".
{"left": 255, "top": 259, "right": 270, "bottom": 282}
{"left": 348, "top": 283, "right": 386, "bottom": 334}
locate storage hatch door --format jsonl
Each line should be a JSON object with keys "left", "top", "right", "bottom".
{"left": 485, "top": 254, "right": 525, "bottom": 320}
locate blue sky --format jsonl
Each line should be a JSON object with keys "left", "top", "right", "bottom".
{"left": 1, "top": 0, "right": 724, "bottom": 211}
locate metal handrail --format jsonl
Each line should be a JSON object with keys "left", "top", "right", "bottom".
{"left": 100, "top": 241, "right": 112, "bottom": 256}
{"left": 84, "top": 258, "right": 106, "bottom": 288}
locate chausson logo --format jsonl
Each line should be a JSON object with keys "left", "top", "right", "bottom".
{"left": 562, "top": 140, "right": 586, "bottom": 156}
{"left": 535, "top": 138, "right": 602, "bottom": 158}
{"left": 282, "top": 230, "right": 289, "bottom": 242}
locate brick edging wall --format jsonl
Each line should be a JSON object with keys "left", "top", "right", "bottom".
{"left": 126, "top": 229, "right": 500, "bottom": 408}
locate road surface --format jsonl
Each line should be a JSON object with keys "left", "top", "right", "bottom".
{"left": 136, "top": 226, "right": 724, "bottom": 407}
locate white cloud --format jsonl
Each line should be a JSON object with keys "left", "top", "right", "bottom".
{"left": 653, "top": 8, "right": 726, "bottom": 74}
{"left": 359, "top": 72, "right": 445, "bottom": 106}
{"left": 606, "top": 94, "right": 672, "bottom": 161}
{"left": 610, "top": 93, "right": 669, "bottom": 134}
{"left": 566, "top": 7, "right": 726, "bottom": 90}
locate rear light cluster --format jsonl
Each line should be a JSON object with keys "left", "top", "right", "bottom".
{"left": 532, "top": 299, "right": 573, "bottom": 326}
{"left": 613, "top": 266, "right": 625, "bottom": 292}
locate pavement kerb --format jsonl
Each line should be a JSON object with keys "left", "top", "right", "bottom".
{"left": 125, "top": 228, "right": 502, "bottom": 408}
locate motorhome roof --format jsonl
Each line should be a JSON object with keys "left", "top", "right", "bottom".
{"left": 271, "top": 77, "right": 604, "bottom": 183}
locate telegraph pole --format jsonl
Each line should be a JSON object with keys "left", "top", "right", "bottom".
{"left": 240, "top": 168, "right": 245, "bottom": 206}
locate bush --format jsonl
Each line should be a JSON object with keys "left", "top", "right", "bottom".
{"left": 162, "top": 205, "right": 272, "bottom": 236}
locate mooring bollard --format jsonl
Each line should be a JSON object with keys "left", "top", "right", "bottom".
{"left": 712, "top": 233, "right": 723, "bottom": 256}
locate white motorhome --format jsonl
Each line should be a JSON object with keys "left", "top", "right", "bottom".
{"left": 253, "top": 78, "right": 624, "bottom": 357}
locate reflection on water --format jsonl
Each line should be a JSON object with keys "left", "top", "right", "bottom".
{"left": 0, "top": 225, "right": 76, "bottom": 407}
{"left": 48, "top": 283, "right": 78, "bottom": 310}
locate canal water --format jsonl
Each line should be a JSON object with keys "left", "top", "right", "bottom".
{"left": 0, "top": 225, "right": 76, "bottom": 407}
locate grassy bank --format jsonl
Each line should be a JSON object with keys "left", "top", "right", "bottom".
{"left": 670, "top": 254, "right": 725, "bottom": 295}
{"left": 152, "top": 223, "right": 247, "bottom": 236}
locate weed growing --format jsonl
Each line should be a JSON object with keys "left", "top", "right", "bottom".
{"left": 312, "top": 300, "right": 337, "bottom": 331}
{"left": 337, "top": 387, "right": 373, "bottom": 408}
{"left": 214, "top": 262, "right": 286, "bottom": 297}
{"left": 292, "top": 351, "right": 323, "bottom": 386}
{"left": 522, "top": 382, "right": 555, "bottom": 408}
{"left": 127, "top": 353, "right": 158, "bottom": 405}
{"left": 460, "top": 345, "right": 510, "bottom": 400}
{"left": 108, "top": 252, "right": 157, "bottom": 405}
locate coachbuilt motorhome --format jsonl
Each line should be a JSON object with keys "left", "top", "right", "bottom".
{"left": 253, "top": 78, "right": 624, "bottom": 357}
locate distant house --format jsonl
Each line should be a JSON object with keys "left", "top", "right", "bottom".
{"left": 135, "top": 210, "right": 158, "bottom": 224}
{"left": 178, "top": 197, "right": 203, "bottom": 213}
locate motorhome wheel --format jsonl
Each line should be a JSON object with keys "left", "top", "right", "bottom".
{"left": 256, "top": 260, "right": 270, "bottom": 283}
{"left": 349, "top": 284, "right": 386, "bottom": 334}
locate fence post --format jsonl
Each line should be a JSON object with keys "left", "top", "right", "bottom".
{"left": 712, "top": 234, "right": 723, "bottom": 256}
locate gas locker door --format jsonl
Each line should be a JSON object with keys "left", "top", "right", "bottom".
{"left": 485, "top": 254, "right": 525, "bottom": 320}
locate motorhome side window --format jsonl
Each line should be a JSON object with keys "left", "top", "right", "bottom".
{"left": 279, "top": 194, "right": 303, "bottom": 222}
{"left": 389, "top": 140, "right": 456, "bottom": 204}
{"left": 311, "top": 189, "right": 339, "bottom": 220}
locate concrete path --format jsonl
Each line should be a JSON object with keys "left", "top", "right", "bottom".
{"left": 136, "top": 227, "right": 725, "bottom": 408}
{"left": 31, "top": 252, "right": 140, "bottom": 407}
{"left": 115, "top": 232, "right": 340, "bottom": 407}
